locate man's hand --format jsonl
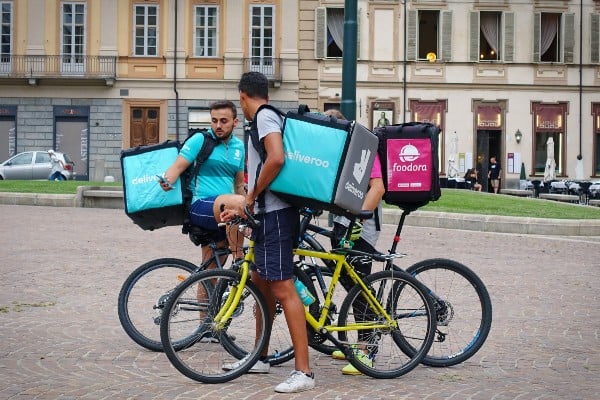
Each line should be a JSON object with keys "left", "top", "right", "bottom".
{"left": 219, "top": 207, "right": 241, "bottom": 223}
{"left": 245, "top": 190, "right": 256, "bottom": 215}
{"left": 157, "top": 175, "right": 174, "bottom": 191}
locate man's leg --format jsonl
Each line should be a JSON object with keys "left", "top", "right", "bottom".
{"left": 200, "top": 241, "right": 228, "bottom": 269}
{"left": 269, "top": 278, "right": 311, "bottom": 374}
{"left": 249, "top": 270, "right": 276, "bottom": 356}
{"left": 213, "top": 194, "right": 245, "bottom": 259}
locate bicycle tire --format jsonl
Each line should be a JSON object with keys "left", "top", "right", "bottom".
{"left": 405, "top": 258, "right": 492, "bottom": 367}
{"left": 160, "top": 268, "right": 271, "bottom": 384}
{"left": 337, "top": 269, "right": 436, "bottom": 379}
{"left": 117, "top": 258, "right": 197, "bottom": 351}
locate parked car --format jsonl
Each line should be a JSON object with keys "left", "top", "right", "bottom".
{"left": 0, "top": 151, "right": 75, "bottom": 180}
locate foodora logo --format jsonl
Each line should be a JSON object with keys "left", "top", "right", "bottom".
{"left": 387, "top": 139, "right": 432, "bottom": 191}
{"left": 398, "top": 144, "right": 421, "bottom": 162}
{"left": 392, "top": 143, "right": 428, "bottom": 172}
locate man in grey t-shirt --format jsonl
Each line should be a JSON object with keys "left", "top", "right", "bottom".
{"left": 223, "top": 72, "right": 314, "bottom": 393}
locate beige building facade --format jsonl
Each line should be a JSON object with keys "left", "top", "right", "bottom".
{"left": 0, "top": 0, "right": 599, "bottom": 189}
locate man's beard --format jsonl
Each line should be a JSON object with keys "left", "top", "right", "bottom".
{"left": 215, "top": 130, "right": 232, "bottom": 141}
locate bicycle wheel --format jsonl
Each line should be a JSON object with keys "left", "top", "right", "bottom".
{"left": 337, "top": 270, "right": 435, "bottom": 379}
{"left": 117, "top": 258, "right": 196, "bottom": 351}
{"left": 160, "top": 269, "right": 271, "bottom": 384}
{"left": 405, "top": 258, "right": 492, "bottom": 367}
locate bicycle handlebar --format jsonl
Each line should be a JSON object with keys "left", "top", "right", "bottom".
{"left": 242, "top": 206, "right": 261, "bottom": 229}
{"left": 217, "top": 204, "right": 261, "bottom": 230}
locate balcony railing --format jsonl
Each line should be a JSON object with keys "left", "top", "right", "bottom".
{"left": 0, "top": 55, "right": 117, "bottom": 80}
{"left": 243, "top": 57, "right": 281, "bottom": 82}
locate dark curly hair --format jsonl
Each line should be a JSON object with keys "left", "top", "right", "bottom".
{"left": 238, "top": 71, "right": 269, "bottom": 100}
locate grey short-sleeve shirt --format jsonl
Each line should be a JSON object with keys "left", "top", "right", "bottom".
{"left": 247, "top": 107, "right": 291, "bottom": 213}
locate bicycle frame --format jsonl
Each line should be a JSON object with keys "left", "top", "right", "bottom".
{"left": 213, "top": 240, "right": 400, "bottom": 339}
{"left": 295, "top": 247, "right": 398, "bottom": 334}
{"left": 213, "top": 241, "right": 254, "bottom": 330}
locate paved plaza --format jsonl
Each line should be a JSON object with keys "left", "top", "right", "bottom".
{"left": 0, "top": 204, "right": 599, "bottom": 399}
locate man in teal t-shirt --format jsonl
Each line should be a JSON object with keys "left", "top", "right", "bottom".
{"left": 160, "top": 100, "right": 246, "bottom": 260}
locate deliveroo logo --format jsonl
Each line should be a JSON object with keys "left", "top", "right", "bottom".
{"left": 352, "top": 149, "right": 371, "bottom": 183}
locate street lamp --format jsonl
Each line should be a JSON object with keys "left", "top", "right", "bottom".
{"left": 515, "top": 129, "right": 523, "bottom": 144}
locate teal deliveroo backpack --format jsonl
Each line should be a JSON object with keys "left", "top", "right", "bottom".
{"left": 120, "top": 129, "right": 218, "bottom": 231}
{"left": 246, "top": 104, "right": 378, "bottom": 217}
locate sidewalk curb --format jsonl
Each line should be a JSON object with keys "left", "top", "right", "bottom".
{"left": 390, "top": 209, "right": 600, "bottom": 236}
{"left": 1, "top": 192, "right": 599, "bottom": 236}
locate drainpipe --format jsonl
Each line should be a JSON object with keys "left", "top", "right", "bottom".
{"left": 173, "top": 0, "right": 180, "bottom": 141}
{"left": 403, "top": 0, "right": 407, "bottom": 123}
{"left": 578, "top": 0, "right": 583, "bottom": 160}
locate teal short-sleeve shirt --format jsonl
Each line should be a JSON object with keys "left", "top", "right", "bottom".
{"left": 179, "top": 131, "right": 245, "bottom": 202}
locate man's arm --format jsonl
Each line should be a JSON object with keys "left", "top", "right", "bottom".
{"left": 234, "top": 170, "right": 246, "bottom": 195}
{"left": 362, "top": 177, "right": 385, "bottom": 212}
{"left": 161, "top": 156, "right": 191, "bottom": 190}
{"left": 246, "top": 132, "right": 284, "bottom": 205}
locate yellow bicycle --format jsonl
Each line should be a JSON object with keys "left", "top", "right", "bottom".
{"left": 159, "top": 209, "right": 436, "bottom": 384}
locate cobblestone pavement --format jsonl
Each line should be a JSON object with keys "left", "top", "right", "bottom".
{"left": 0, "top": 204, "right": 598, "bottom": 400}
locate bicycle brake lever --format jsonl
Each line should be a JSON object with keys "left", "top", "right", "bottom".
{"left": 243, "top": 206, "right": 261, "bottom": 229}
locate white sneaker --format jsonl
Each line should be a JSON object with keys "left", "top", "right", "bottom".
{"left": 274, "top": 370, "right": 315, "bottom": 393}
{"left": 222, "top": 354, "right": 270, "bottom": 373}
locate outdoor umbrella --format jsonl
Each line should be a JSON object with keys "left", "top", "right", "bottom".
{"left": 447, "top": 132, "right": 459, "bottom": 178}
{"left": 543, "top": 137, "right": 556, "bottom": 182}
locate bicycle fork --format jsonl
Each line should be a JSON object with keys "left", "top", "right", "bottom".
{"left": 212, "top": 263, "right": 251, "bottom": 331}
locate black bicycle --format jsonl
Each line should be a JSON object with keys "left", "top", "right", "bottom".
{"left": 117, "top": 226, "right": 234, "bottom": 352}
{"left": 117, "top": 214, "right": 330, "bottom": 362}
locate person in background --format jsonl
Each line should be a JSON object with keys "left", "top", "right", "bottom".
{"left": 47, "top": 150, "right": 66, "bottom": 181}
{"left": 487, "top": 156, "right": 502, "bottom": 194}
{"left": 159, "top": 100, "right": 246, "bottom": 261}
{"left": 326, "top": 109, "right": 386, "bottom": 375}
{"left": 465, "top": 167, "right": 482, "bottom": 192}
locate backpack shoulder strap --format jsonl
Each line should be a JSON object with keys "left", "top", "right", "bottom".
{"left": 195, "top": 130, "right": 218, "bottom": 165}
{"left": 248, "top": 104, "right": 285, "bottom": 162}
{"left": 181, "top": 128, "right": 218, "bottom": 172}
{"left": 247, "top": 104, "right": 285, "bottom": 208}
{"left": 181, "top": 129, "right": 218, "bottom": 233}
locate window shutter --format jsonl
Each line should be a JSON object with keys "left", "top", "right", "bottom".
{"left": 407, "top": 10, "right": 417, "bottom": 61}
{"left": 533, "top": 12, "right": 540, "bottom": 62}
{"left": 440, "top": 11, "right": 452, "bottom": 61}
{"left": 503, "top": 12, "right": 514, "bottom": 62}
{"left": 469, "top": 11, "right": 479, "bottom": 62}
{"left": 592, "top": 14, "right": 600, "bottom": 63}
{"left": 315, "top": 7, "right": 326, "bottom": 59}
{"left": 563, "top": 13, "right": 575, "bottom": 63}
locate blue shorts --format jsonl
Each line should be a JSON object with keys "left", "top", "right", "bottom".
{"left": 251, "top": 207, "right": 299, "bottom": 281}
{"left": 189, "top": 196, "right": 227, "bottom": 243}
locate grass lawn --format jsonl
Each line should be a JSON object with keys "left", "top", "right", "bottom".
{"left": 391, "top": 189, "right": 600, "bottom": 220}
{"left": 1, "top": 180, "right": 599, "bottom": 220}
{"left": 0, "top": 180, "right": 121, "bottom": 194}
